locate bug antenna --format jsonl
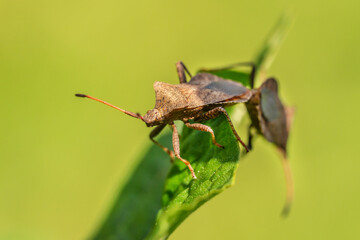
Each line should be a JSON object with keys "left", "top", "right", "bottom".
{"left": 279, "top": 150, "right": 294, "bottom": 217}
{"left": 75, "top": 94, "right": 144, "bottom": 121}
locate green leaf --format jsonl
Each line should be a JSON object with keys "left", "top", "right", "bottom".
{"left": 146, "top": 115, "right": 241, "bottom": 239}
{"left": 92, "top": 133, "right": 172, "bottom": 240}
{"left": 201, "top": 69, "right": 251, "bottom": 87}
{"left": 254, "top": 14, "right": 293, "bottom": 85}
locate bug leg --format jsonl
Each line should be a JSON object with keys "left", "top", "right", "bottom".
{"left": 202, "top": 107, "right": 249, "bottom": 152}
{"left": 199, "top": 62, "right": 256, "bottom": 88}
{"left": 247, "top": 124, "right": 254, "bottom": 151}
{"left": 171, "top": 123, "right": 197, "bottom": 179}
{"left": 150, "top": 124, "right": 175, "bottom": 162}
{"left": 184, "top": 122, "right": 224, "bottom": 149}
{"left": 279, "top": 151, "right": 294, "bottom": 216}
{"left": 176, "top": 61, "right": 192, "bottom": 84}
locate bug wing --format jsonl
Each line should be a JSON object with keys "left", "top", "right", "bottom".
{"left": 259, "top": 78, "right": 288, "bottom": 152}
{"left": 186, "top": 73, "right": 251, "bottom": 107}
{"left": 152, "top": 74, "right": 251, "bottom": 116}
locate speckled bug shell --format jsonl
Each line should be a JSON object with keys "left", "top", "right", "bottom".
{"left": 153, "top": 73, "right": 252, "bottom": 117}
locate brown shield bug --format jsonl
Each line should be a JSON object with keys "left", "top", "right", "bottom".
{"left": 201, "top": 62, "right": 294, "bottom": 214}
{"left": 76, "top": 61, "right": 252, "bottom": 179}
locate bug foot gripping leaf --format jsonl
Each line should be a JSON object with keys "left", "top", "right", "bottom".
{"left": 75, "top": 61, "right": 251, "bottom": 179}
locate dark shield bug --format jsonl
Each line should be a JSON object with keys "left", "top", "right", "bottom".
{"left": 76, "top": 61, "right": 251, "bottom": 179}
{"left": 201, "top": 62, "right": 295, "bottom": 215}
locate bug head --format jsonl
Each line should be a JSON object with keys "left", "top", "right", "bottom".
{"left": 142, "top": 109, "right": 164, "bottom": 127}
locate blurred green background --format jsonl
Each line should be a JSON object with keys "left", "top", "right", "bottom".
{"left": 1, "top": 0, "right": 359, "bottom": 239}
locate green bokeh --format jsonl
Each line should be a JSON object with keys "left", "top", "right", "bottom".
{"left": 1, "top": 0, "right": 359, "bottom": 239}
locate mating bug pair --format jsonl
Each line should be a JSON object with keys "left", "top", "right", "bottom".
{"left": 76, "top": 60, "right": 294, "bottom": 213}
